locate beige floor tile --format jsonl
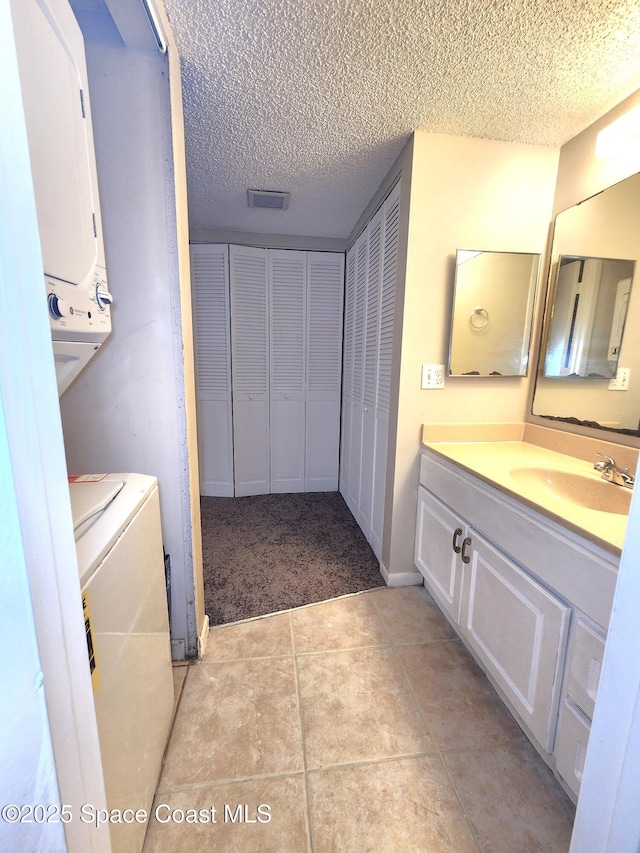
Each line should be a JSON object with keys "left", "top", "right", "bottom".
{"left": 172, "top": 663, "right": 189, "bottom": 702}
{"left": 206, "top": 612, "right": 293, "bottom": 661}
{"left": 158, "top": 657, "right": 303, "bottom": 789}
{"left": 143, "top": 774, "right": 310, "bottom": 853}
{"left": 307, "top": 755, "right": 479, "bottom": 853}
{"left": 370, "top": 586, "right": 458, "bottom": 645}
{"left": 292, "top": 593, "right": 388, "bottom": 653}
{"left": 444, "top": 742, "right": 575, "bottom": 853}
{"left": 297, "top": 646, "right": 434, "bottom": 769}
{"left": 398, "top": 640, "right": 525, "bottom": 750}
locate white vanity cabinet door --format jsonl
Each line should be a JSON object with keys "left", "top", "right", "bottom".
{"left": 555, "top": 699, "right": 591, "bottom": 797}
{"left": 554, "top": 616, "right": 607, "bottom": 799}
{"left": 460, "top": 531, "right": 571, "bottom": 750}
{"left": 564, "top": 616, "right": 606, "bottom": 721}
{"left": 415, "top": 486, "right": 467, "bottom": 625}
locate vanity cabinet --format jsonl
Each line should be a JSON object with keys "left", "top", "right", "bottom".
{"left": 415, "top": 484, "right": 570, "bottom": 749}
{"left": 415, "top": 448, "right": 619, "bottom": 799}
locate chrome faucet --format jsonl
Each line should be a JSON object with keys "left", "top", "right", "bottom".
{"left": 594, "top": 453, "right": 635, "bottom": 488}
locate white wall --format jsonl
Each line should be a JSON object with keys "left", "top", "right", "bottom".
{"left": 2, "top": 2, "right": 110, "bottom": 847}
{"left": 59, "top": 4, "right": 203, "bottom": 659}
{"left": 382, "top": 132, "right": 559, "bottom": 578}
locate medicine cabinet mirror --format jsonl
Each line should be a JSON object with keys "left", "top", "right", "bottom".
{"left": 448, "top": 249, "right": 539, "bottom": 377}
{"left": 532, "top": 172, "right": 640, "bottom": 436}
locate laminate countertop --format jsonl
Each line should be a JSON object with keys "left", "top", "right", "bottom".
{"left": 422, "top": 439, "right": 632, "bottom": 556}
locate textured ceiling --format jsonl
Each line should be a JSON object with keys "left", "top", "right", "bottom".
{"left": 163, "top": 0, "right": 640, "bottom": 240}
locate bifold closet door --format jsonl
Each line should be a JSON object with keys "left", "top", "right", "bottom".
{"left": 269, "top": 250, "right": 306, "bottom": 493}
{"left": 358, "top": 207, "right": 383, "bottom": 537}
{"left": 370, "top": 180, "right": 400, "bottom": 558}
{"left": 230, "top": 244, "right": 270, "bottom": 497}
{"left": 191, "top": 244, "right": 234, "bottom": 497}
{"left": 345, "top": 230, "right": 368, "bottom": 516}
{"left": 339, "top": 243, "right": 357, "bottom": 508}
{"left": 339, "top": 179, "right": 401, "bottom": 560}
{"left": 306, "top": 251, "right": 344, "bottom": 491}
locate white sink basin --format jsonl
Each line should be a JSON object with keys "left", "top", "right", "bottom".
{"left": 509, "top": 467, "right": 632, "bottom": 515}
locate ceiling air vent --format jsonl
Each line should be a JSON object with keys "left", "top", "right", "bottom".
{"left": 247, "top": 189, "right": 290, "bottom": 210}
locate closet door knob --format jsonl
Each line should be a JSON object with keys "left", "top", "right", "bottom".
{"left": 461, "top": 537, "right": 472, "bottom": 564}
{"left": 452, "top": 527, "right": 463, "bottom": 554}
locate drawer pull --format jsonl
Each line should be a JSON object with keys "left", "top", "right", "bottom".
{"left": 461, "top": 537, "right": 472, "bottom": 564}
{"left": 452, "top": 527, "right": 463, "bottom": 553}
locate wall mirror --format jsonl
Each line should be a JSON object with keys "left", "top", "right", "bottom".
{"left": 449, "top": 249, "right": 539, "bottom": 377}
{"left": 533, "top": 172, "right": 640, "bottom": 436}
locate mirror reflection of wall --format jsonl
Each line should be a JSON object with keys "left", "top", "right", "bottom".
{"left": 449, "top": 250, "right": 539, "bottom": 377}
{"left": 533, "top": 172, "right": 640, "bottom": 435}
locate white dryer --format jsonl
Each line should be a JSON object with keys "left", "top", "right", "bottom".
{"left": 69, "top": 473, "right": 173, "bottom": 853}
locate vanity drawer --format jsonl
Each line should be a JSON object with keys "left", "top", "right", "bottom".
{"left": 565, "top": 617, "right": 606, "bottom": 720}
{"left": 555, "top": 698, "right": 590, "bottom": 798}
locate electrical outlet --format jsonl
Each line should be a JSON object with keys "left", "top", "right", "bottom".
{"left": 608, "top": 367, "right": 630, "bottom": 391}
{"left": 422, "top": 364, "right": 446, "bottom": 389}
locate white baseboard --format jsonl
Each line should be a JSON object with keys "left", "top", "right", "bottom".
{"left": 379, "top": 562, "right": 424, "bottom": 588}
{"left": 197, "top": 614, "right": 210, "bottom": 658}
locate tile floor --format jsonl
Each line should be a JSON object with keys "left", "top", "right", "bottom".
{"left": 142, "top": 586, "right": 575, "bottom": 852}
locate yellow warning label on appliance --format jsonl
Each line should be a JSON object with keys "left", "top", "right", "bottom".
{"left": 82, "top": 591, "right": 100, "bottom": 694}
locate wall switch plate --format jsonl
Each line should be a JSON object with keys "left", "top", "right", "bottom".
{"left": 422, "top": 364, "right": 445, "bottom": 389}
{"left": 608, "top": 367, "right": 630, "bottom": 391}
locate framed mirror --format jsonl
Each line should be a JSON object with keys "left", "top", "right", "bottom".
{"left": 533, "top": 172, "right": 640, "bottom": 436}
{"left": 448, "top": 249, "right": 539, "bottom": 377}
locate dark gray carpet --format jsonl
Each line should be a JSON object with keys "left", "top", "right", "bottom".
{"left": 201, "top": 491, "right": 385, "bottom": 625}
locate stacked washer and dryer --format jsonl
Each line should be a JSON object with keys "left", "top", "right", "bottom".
{"left": 12, "top": 1, "right": 174, "bottom": 851}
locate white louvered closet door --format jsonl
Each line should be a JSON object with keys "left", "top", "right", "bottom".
{"left": 306, "top": 251, "right": 344, "bottom": 491}
{"left": 346, "top": 230, "right": 368, "bottom": 515}
{"left": 370, "top": 180, "right": 401, "bottom": 558}
{"left": 230, "top": 244, "right": 270, "bottom": 496}
{"left": 358, "top": 207, "right": 383, "bottom": 536}
{"left": 191, "top": 244, "right": 234, "bottom": 496}
{"left": 269, "top": 250, "right": 306, "bottom": 493}
{"left": 339, "top": 243, "right": 357, "bottom": 506}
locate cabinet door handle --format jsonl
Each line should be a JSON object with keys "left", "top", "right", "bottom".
{"left": 452, "top": 527, "right": 463, "bottom": 554}
{"left": 461, "top": 536, "right": 472, "bottom": 564}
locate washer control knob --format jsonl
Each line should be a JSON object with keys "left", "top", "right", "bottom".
{"left": 95, "top": 284, "right": 114, "bottom": 311}
{"left": 48, "top": 292, "right": 68, "bottom": 319}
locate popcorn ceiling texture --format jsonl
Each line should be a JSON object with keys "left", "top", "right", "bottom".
{"left": 163, "top": 0, "right": 640, "bottom": 239}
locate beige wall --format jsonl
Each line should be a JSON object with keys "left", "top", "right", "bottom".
{"left": 553, "top": 88, "right": 640, "bottom": 215}
{"left": 383, "top": 132, "right": 559, "bottom": 578}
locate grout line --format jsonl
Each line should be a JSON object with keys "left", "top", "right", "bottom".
{"left": 154, "top": 769, "right": 307, "bottom": 796}
{"left": 290, "top": 611, "right": 315, "bottom": 853}
{"left": 434, "top": 751, "right": 485, "bottom": 853}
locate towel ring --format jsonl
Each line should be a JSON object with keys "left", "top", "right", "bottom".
{"left": 469, "top": 307, "right": 489, "bottom": 330}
